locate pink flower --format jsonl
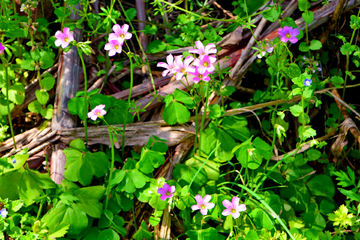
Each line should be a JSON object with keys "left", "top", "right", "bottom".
{"left": 257, "top": 42, "right": 274, "bottom": 58}
{"left": 189, "top": 41, "right": 217, "bottom": 57}
{"left": 157, "top": 183, "right": 175, "bottom": 201}
{"left": 278, "top": 26, "right": 299, "bottom": 44}
{"left": 191, "top": 195, "right": 215, "bottom": 215}
{"left": 0, "top": 43, "right": 5, "bottom": 55}
{"left": 104, "top": 39, "right": 123, "bottom": 56}
{"left": 193, "top": 54, "right": 216, "bottom": 74}
{"left": 222, "top": 196, "right": 246, "bottom": 219}
{"left": 174, "top": 55, "right": 195, "bottom": 80}
{"left": 109, "top": 24, "right": 132, "bottom": 43}
{"left": 88, "top": 104, "right": 106, "bottom": 121}
{"left": 189, "top": 67, "right": 211, "bottom": 83}
{"left": 55, "top": 27, "right": 74, "bottom": 48}
{"left": 157, "top": 54, "right": 177, "bottom": 77}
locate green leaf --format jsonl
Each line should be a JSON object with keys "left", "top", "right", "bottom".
{"left": 187, "top": 227, "right": 220, "bottom": 240}
{"left": 185, "top": 156, "right": 220, "bottom": 181}
{"left": 146, "top": 40, "right": 167, "bottom": 54}
{"left": 173, "top": 163, "right": 207, "bottom": 188}
{"left": 286, "top": 63, "right": 302, "bottom": 78}
{"left": 290, "top": 104, "right": 303, "bottom": 117}
{"left": 97, "top": 229, "right": 119, "bottom": 240}
{"left": 338, "top": 188, "right": 360, "bottom": 202}
{"left": 115, "top": 169, "right": 147, "bottom": 193}
{"left": 68, "top": 97, "right": 85, "bottom": 116}
{"left": 331, "top": 76, "right": 344, "bottom": 87}
{"left": 42, "top": 76, "right": 56, "bottom": 91}
{"left": 36, "top": 89, "right": 49, "bottom": 105}
{"left": 262, "top": 5, "right": 281, "bottom": 22}
{"left": 306, "top": 149, "right": 321, "bottom": 160}
{"left": 236, "top": 144, "right": 262, "bottom": 170}
{"left": 298, "top": 0, "right": 310, "bottom": 11}
{"left": 0, "top": 97, "right": 14, "bottom": 115}
{"left": 133, "top": 220, "right": 152, "bottom": 240}
{"left": 48, "top": 224, "right": 70, "bottom": 238}
{"left": 63, "top": 139, "right": 108, "bottom": 186}
{"left": 42, "top": 201, "right": 88, "bottom": 235}
{"left": 30, "top": 49, "right": 41, "bottom": 61}
{"left": 307, "top": 174, "right": 335, "bottom": 197}
{"left": 39, "top": 50, "right": 55, "bottom": 69}
{"left": 104, "top": 98, "right": 133, "bottom": 125}
{"left": 40, "top": 104, "right": 53, "bottom": 119}
{"left": 309, "top": 40, "right": 322, "bottom": 50}
{"left": 21, "top": 59, "right": 36, "bottom": 70}
{"left": 125, "top": 8, "right": 137, "bottom": 21}
{"left": 143, "top": 25, "right": 157, "bottom": 35}
{"left": 2, "top": 83, "right": 25, "bottom": 105}
{"left": 174, "top": 88, "right": 195, "bottom": 109}
{"left": 253, "top": 137, "right": 273, "bottom": 160}
{"left": 302, "top": 11, "right": 314, "bottom": 24}
{"left": 221, "top": 116, "right": 250, "bottom": 142}
{"left": 299, "top": 42, "right": 310, "bottom": 52}
{"left": 74, "top": 186, "right": 105, "bottom": 218}
{"left": 162, "top": 101, "right": 190, "bottom": 125}
{"left": 139, "top": 148, "right": 165, "bottom": 174}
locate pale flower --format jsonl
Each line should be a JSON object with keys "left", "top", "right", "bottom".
{"left": 88, "top": 104, "right": 106, "bottom": 121}
{"left": 173, "top": 55, "right": 195, "bottom": 80}
{"left": 0, "top": 208, "right": 8, "bottom": 218}
{"left": 104, "top": 39, "right": 123, "bottom": 57}
{"left": 191, "top": 195, "right": 215, "bottom": 215}
{"left": 157, "top": 54, "right": 177, "bottom": 77}
{"left": 55, "top": 27, "right": 74, "bottom": 48}
{"left": 222, "top": 196, "right": 246, "bottom": 219}
{"left": 189, "top": 41, "right": 217, "bottom": 57}
{"left": 0, "top": 43, "right": 4, "bottom": 55}
{"left": 189, "top": 67, "right": 211, "bottom": 83}
{"left": 278, "top": 26, "right": 299, "bottom": 44}
{"left": 192, "top": 54, "right": 216, "bottom": 74}
{"left": 109, "top": 24, "right": 132, "bottom": 42}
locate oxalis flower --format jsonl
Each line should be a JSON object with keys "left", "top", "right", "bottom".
{"left": 158, "top": 183, "right": 175, "bottom": 201}
{"left": 189, "top": 67, "right": 211, "bottom": 83}
{"left": 278, "top": 26, "right": 299, "bottom": 44}
{"left": 257, "top": 42, "right": 274, "bottom": 58}
{"left": 191, "top": 195, "right": 215, "bottom": 215}
{"left": 88, "top": 105, "right": 106, "bottom": 121}
{"left": 193, "top": 54, "right": 216, "bottom": 74}
{"left": 157, "top": 54, "right": 177, "bottom": 77}
{"left": 109, "top": 24, "right": 132, "bottom": 43}
{"left": 189, "top": 41, "right": 217, "bottom": 57}
{"left": 55, "top": 27, "right": 74, "bottom": 48}
{"left": 174, "top": 55, "right": 194, "bottom": 80}
{"left": 304, "top": 78, "right": 312, "bottom": 87}
{"left": 0, "top": 208, "right": 8, "bottom": 218}
{"left": 0, "top": 43, "right": 5, "bottom": 55}
{"left": 222, "top": 196, "right": 246, "bottom": 219}
{"left": 104, "top": 39, "right": 123, "bottom": 57}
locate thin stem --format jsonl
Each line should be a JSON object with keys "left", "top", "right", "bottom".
{"left": 198, "top": 88, "right": 210, "bottom": 156}
{"left": 4, "top": 64, "right": 17, "bottom": 150}
{"left": 78, "top": 50, "right": 88, "bottom": 143}
{"left": 121, "top": 55, "right": 133, "bottom": 160}
{"left": 193, "top": 105, "right": 199, "bottom": 156}
{"left": 105, "top": 126, "right": 115, "bottom": 210}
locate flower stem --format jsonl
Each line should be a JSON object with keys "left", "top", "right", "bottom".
{"left": 105, "top": 126, "right": 115, "bottom": 210}
{"left": 198, "top": 89, "right": 210, "bottom": 156}
{"left": 4, "top": 63, "right": 16, "bottom": 150}
{"left": 78, "top": 50, "right": 88, "bottom": 143}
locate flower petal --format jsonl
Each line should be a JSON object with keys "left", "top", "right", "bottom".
{"left": 238, "top": 204, "right": 247, "bottom": 212}
{"left": 203, "top": 195, "right": 211, "bottom": 204}
{"left": 200, "top": 208, "right": 208, "bottom": 215}
{"left": 125, "top": 32, "right": 132, "bottom": 40}
{"left": 113, "top": 24, "right": 121, "bottom": 34}
{"left": 191, "top": 205, "right": 200, "bottom": 211}
{"left": 222, "top": 199, "right": 232, "bottom": 209}
{"left": 184, "top": 56, "right": 194, "bottom": 66}
{"left": 161, "top": 70, "right": 170, "bottom": 77}
{"left": 122, "top": 24, "right": 129, "bottom": 33}
{"left": 232, "top": 196, "right": 240, "bottom": 206}
{"left": 222, "top": 209, "right": 231, "bottom": 216}
{"left": 63, "top": 27, "right": 70, "bottom": 35}
{"left": 207, "top": 202, "right": 215, "bottom": 209}
{"left": 205, "top": 43, "right": 215, "bottom": 52}
{"left": 160, "top": 195, "right": 168, "bottom": 201}
{"left": 170, "top": 186, "right": 176, "bottom": 194}
{"left": 195, "top": 195, "right": 204, "bottom": 205}
{"left": 232, "top": 212, "right": 240, "bottom": 219}
{"left": 157, "top": 188, "right": 166, "bottom": 195}
{"left": 289, "top": 36, "right": 298, "bottom": 44}
{"left": 195, "top": 41, "right": 205, "bottom": 51}
{"left": 55, "top": 39, "right": 63, "bottom": 47}
{"left": 166, "top": 54, "right": 174, "bottom": 65}
{"left": 157, "top": 62, "right": 168, "bottom": 68}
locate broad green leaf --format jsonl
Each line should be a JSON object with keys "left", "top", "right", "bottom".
{"left": 309, "top": 40, "right": 322, "bottom": 50}
{"left": 0, "top": 169, "right": 22, "bottom": 199}
{"left": 97, "top": 228, "right": 120, "bottom": 240}
{"left": 2, "top": 83, "right": 25, "bottom": 105}
{"left": 30, "top": 49, "right": 40, "bottom": 61}
{"left": 185, "top": 156, "right": 220, "bottom": 181}
{"left": 104, "top": 98, "right": 133, "bottom": 125}
{"left": 338, "top": 188, "right": 360, "bottom": 202}
{"left": 42, "top": 76, "right": 56, "bottom": 91}
{"left": 116, "top": 169, "right": 147, "bottom": 193}
{"left": 146, "top": 40, "right": 167, "bottom": 54}
{"left": 98, "top": 210, "right": 113, "bottom": 229}
{"left": 21, "top": 59, "right": 36, "bottom": 70}
{"left": 63, "top": 139, "right": 108, "bottom": 186}
{"left": 236, "top": 144, "right": 262, "bottom": 170}
{"left": 125, "top": 8, "right": 137, "bottom": 21}
{"left": 298, "top": 0, "right": 310, "bottom": 11}
{"left": 302, "top": 11, "right": 314, "bottom": 24}
{"left": 42, "top": 201, "right": 88, "bottom": 235}
{"left": 290, "top": 104, "right": 303, "bottom": 117}
{"left": 299, "top": 42, "right": 310, "bottom": 52}
{"left": 48, "top": 224, "right": 70, "bottom": 238}
{"left": 280, "top": 182, "right": 310, "bottom": 212}
{"left": 40, "top": 104, "right": 53, "bottom": 119}
{"left": 162, "top": 101, "right": 190, "bottom": 125}
{"left": 0, "top": 98, "right": 14, "bottom": 115}
{"left": 39, "top": 50, "right": 55, "bottom": 69}
{"left": 139, "top": 148, "right": 165, "bottom": 174}
{"left": 187, "top": 227, "right": 220, "bottom": 240}
{"left": 221, "top": 116, "right": 250, "bottom": 142}
{"left": 74, "top": 186, "right": 105, "bottom": 218}
{"left": 36, "top": 89, "right": 49, "bottom": 105}
{"left": 306, "top": 149, "right": 321, "bottom": 160}
{"left": 133, "top": 220, "right": 152, "bottom": 240}
{"left": 262, "top": 5, "right": 281, "bottom": 22}
{"left": 307, "top": 174, "right": 335, "bottom": 197}
{"left": 174, "top": 88, "right": 195, "bottom": 109}
{"left": 253, "top": 137, "right": 273, "bottom": 160}
{"left": 173, "top": 163, "right": 207, "bottom": 188}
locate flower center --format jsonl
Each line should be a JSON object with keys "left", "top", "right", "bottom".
{"left": 201, "top": 204, "right": 206, "bottom": 209}
{"left": 198, "top": 74, "right": 203, "bottom": 79}
{"left": 120, "top": 34, "right": 125, "bottom": 38}
{"left": 115, "top": 45, "right": 119, "bottom": 50}
{"left": 165, "top": 191, "right": 171, "bottom": 196}
{"left": 286, "top": 33, "right": 291, "bottom": 38}
{"left": 181, "top": 69, "right": 185, "bottom": 73}
{"left": 64, "top": 37, "right": 69, "bottom": 42}
{"left": 96, "top": 111, "right": 101, "bottom": 116}
{"left": 231, "top": 208, "right": 236, "bottom": 213}
{"left": 203, "top": 62, "right": 209, "bottom": 67}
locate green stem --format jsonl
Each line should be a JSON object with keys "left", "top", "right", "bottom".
{"left": 104, "top": 126, "right": 115, "bottom": 210}
{"left": 121, "top": 56, "right": 133, "bottom": 160}
{"left": 198, "top": 88, "right": 210, "bottom": 156}
{"left": 36, "top": 199, "right": 44, "bottom": 220}
{"left": 78, "top": 50, "right": 88, "bottom": 143}
{"left": 193, "top": 105, "right": 199, "bottom": 156}
{"left": 4, "top": 64, "right": 16, "bottom": 150}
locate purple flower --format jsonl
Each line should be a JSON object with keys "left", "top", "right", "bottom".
{"left": 189, "top": 41, "right": 217, "bottom": 57}
{"left": 191, "top": 195, "right": 215, "bottom": 215}
{"left": 157, "top": 54, "right": 177, "bottom": 77}
{"left": 109, "top": 24, "right": 132, "bottom": 43}
{"left": 55, "top": 27, "right": 74, "bottom": 48}
{"left": 157, "top": 183, "right": 175, "bottom": 201}
{"left": 0, "top": 43, "right": 5, "bottom": 55}
{"left": 0, "top": 208, "right": 8, "bottom": 218}
{"left": 174, "top": 55, "right": 195, "bottom": 80}
{"left": 189, "top": 67, "right": 211, "bottom": 83}
{"left": 222, "top": 196, "right": 246, "bottom": 219}
{"left": 304, "top": 78, "right": 312, "bottom": 87}
{"left": 12, "top": 159, "right": 16, "bottom": 164}
{"left": 88, "top": 104, "right": 106, "bottom": 121}
{"left": 278, "top": 26, "right": 299, "bottom": 44}
{"left": 192, "top": 54, "right": 216, "bottom": 74}
{"left": 104, "top": 39, "right": 123, "bottom": 57}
